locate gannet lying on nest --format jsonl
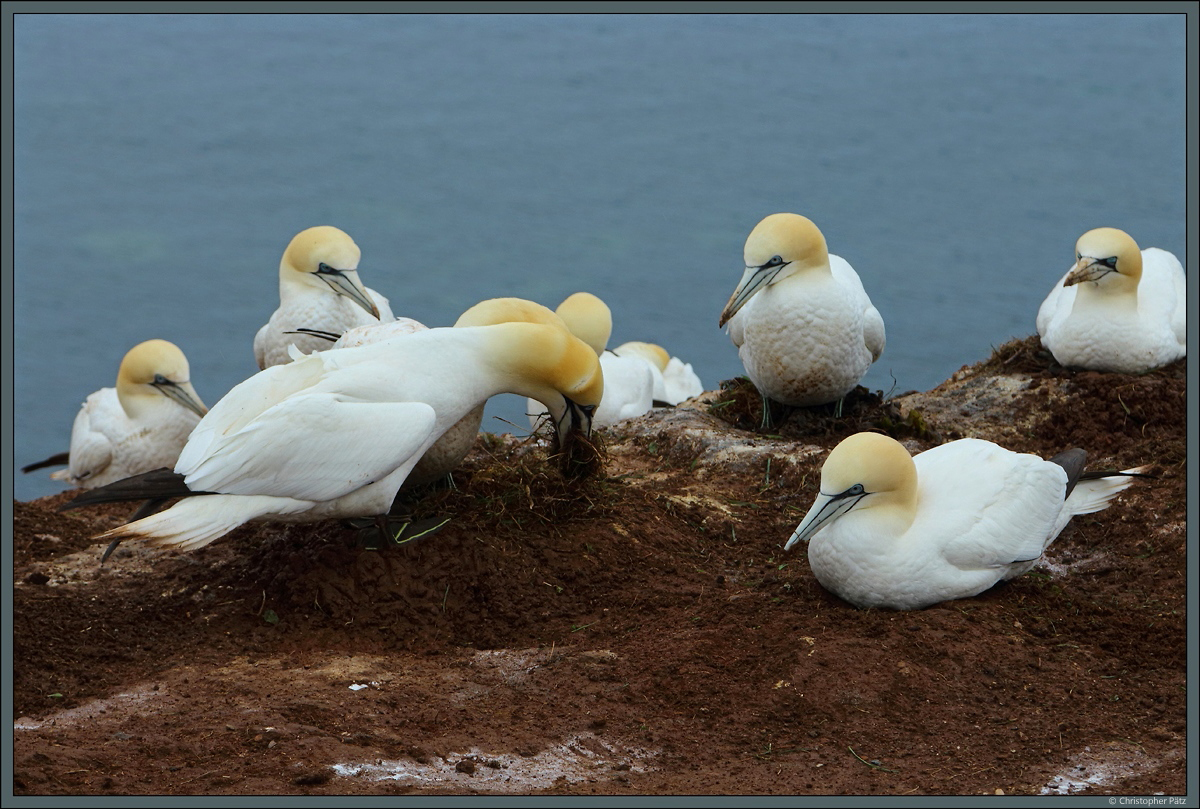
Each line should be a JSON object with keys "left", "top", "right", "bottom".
{"left": 784, "top": 432, "right": 1148, "bottom": 610}
{"left": 1037, "top": 227, "right": 1186, "bottom": 373}
{"left": 23, "top": 339, "right": 207, "bottom": 488}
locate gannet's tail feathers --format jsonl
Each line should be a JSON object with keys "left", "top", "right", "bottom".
{"left": 22, "top": 452, "right": 70, "bottom": 474}
{"left": 96, "top": 494, "right": 308, "bottom": 553}
{"left": 60, "top": 468, "right": 201, "bottom": 511}
{"left": 1067, "top": 465, "right": 1152, "bottom": 516}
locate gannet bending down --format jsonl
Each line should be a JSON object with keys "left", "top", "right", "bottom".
{"left": 526, "top": 293, "right": 656, "bottom": 429}
{"left": 68, "top": 308, "right": 602, "bottom": 553}
{"left": 719, "top": 213, "right": 885, "bottom": 421}
{"left": 784, "top": 432, "right": 1147, "bottom": 610}
{"left": 613, "top": 341, "right": 705, "bottom": 405}
{"left": 1036, "top": 228, "right": 1186, "bottom": 373}
{"left": 22, "top": 339, "right": 208, "bottom": 489}
{"left": 253, "top": 225, "right": 394, "bottom": 369}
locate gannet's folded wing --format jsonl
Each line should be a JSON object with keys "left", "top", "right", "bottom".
{"left": 183, "top": 394, "right": 437, "bottom": 502}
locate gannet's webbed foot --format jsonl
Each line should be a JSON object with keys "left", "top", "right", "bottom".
{"left": 759, "top": 394, "right": 793, "bottom": 432}
{"left": 344, "top": 515, "right": 452, "bottom": 549}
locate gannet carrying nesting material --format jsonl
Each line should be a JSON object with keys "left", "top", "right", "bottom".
{"left": 784, "top": 433, "right": 1147, "bottom": 610}
{"left": 527, "top": 293, "right": 656, "bottom": 429}
{"left": 613, "top": 341, "right": 704, "bottom": 405}
{"left": 22, "top": 339, "right": 208, "bottom": 489}
{"left": 253, "top": 225, "right": 394, "bottom": 369}
{"left": 719, "top": 213, "right": 885, "bottom": 416}
{"left": 67, "top": 307, "right": 602, "bottom": 552}
{"left": 1036, "top": 227, "right": 1186, "bottom": 373}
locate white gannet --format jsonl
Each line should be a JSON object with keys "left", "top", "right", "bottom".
{"left": 22, "top": 339, "right": 208, "bottom": 489}
{"left": 527, "top": 293, "right": 656, "bottom": 429}
{"left": 613, "top": 341, "right": 705, "bottom": 405}
{"left": 1036, "top": 227, "right": 1186, "bottom": 373}
{"left": 784, "top": 432, "right": 1147, "bottom": 610}
{"left": 68, "top": 304, "right": 603, "bottom": 552}
{"left": 719, "top": 213, "right": 885, "bottom": 425}
{"left": 253, "top": 225, "right": 395, "bottom": 369}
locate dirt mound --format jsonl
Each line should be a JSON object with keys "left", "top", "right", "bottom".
{"left": 11, "top": 338, "right": 1188, "bottom": 796}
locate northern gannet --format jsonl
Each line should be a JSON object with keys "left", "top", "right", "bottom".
{"left": 612, "top": 341, "right": 704, "bottom": 405}
{"left": 67, "top": 304, "right": 602, "bottom": 552}
{"left": 22, "top": 339, "right": 208, "bottom": 489}
{"left": 1037, "top": 227, "right": 1186, "bottom": 373}
{"left": 253, "top": 225, "right": 394, "bottom": 369}
{"left": 719, "top": 213, "right": 885, "bottom": 426}
{"left": 527, "top": 293, "right": 656, "bottom": 429}
{"left": 784, "top": 432, "right": 1147, "bottom": 610}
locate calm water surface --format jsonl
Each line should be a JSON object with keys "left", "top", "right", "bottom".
{"left": 11, "top": 14, "right": 1188, "bottom": 501}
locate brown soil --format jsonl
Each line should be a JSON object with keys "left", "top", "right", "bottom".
{"left": 11, "top": 338, "right": 1188, "bottom": 796}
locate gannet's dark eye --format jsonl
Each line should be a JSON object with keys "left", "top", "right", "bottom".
{"left": 318, "top": 262, "right": 335, "bottom": 274}
{"left": 1076, "top": 252, "right": 1082, "bottom": 260}
{"left": 153, "top": 374, "right": 169, "bottom": 385}
{"left": 770, "top": 255, "right": 784, "bottom": 266}
{"left": 1103, "top": 256, "right": 1118, "bottom": 268}
{"left": 845, "top": 483, "right": 865, "bottom": 496}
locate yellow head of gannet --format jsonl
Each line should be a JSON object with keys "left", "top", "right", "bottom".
{"left": 24, "top": 339, "right": 208, "bottom": 489}
{"left": 784, "top": 432, "right": 1146, "bottom": 610}
{"left": 116, "top": 338, "right": 208, "bottom": 420}
{"left": 554, "top": 292, "right": 613, "bottom": 356}
{"left": 785, "top": 432, "right": 917, "bottom": 549}
{"left": 1063, "top": 227, "right": 1142, "bottom": 290}
{"left": 720, "top": 213, "right": 830, "bottom": 327}
{"left": 459, "top": 297, "right": 605, "bottom": 442}
{"left": 281, "top": 225, "right": 379, "bottom": 317}
{"left": 613, "top": 341, "right": 669, "bottom": 372}
{"left": 1037, "top": 227, "right": 1186, "bottom": 373}
{"left": 67, "top": 313, "right": 604, "bottom": 552}
{"left": 454, "top": 297, "right": 568, "bottom": 330}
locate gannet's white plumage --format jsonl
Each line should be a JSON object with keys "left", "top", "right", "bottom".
{"left": 253, "top": 226, "right": 394, "bottom": 369}
{"left": 613, "top": 341, "right": 705, "bottom": 405}
{"left": 330, "top": 317, "right": 483, "bottom": 489}
{"left": 1037, "top": 227, "right": 1186, "bottom": 373}
{"left": 527, "top": 293, "right": 656, "bottom": 429}
{"left": 90, "top": 305, "right": 603, "bottom": 552}
{"left": 784, "top": 433, "right": 1146, "bottom": 610}
{"left": 720, "top": 213, "right": 885, "bottom": 408}
{"left": 30, "top": 340, "right": 208, "bottom": 489}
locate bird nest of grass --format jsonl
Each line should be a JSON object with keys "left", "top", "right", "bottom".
{"left": 957, "top": 334, "right": 1059, "bottom": 379}
{"left": 396, "top": 428, "right": 615, "bottom": 536}
{"left": 707, "top": 376, "right": 939, "bottom": 443}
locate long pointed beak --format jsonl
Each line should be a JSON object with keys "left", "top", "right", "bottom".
{"left": 317, "top": 266, "right": 381, "bottom": 318}
{"left": 719, "top": 264, "right": 784, "bottom": 327}
{"left": 556, "top": 397, "right": 596, "bottom": 444}
{"left": 154, "top": 379, "right": 208, "bottom": 417}
{"left": 1063, "top": 257, "right": 1114, "bottom": 287}
{"left": 783, "top": 491, "right": 858, "bottom": 551}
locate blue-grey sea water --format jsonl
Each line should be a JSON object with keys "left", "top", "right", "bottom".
{"left": 11, "top": 13, "right": 1188, "bottom": 502}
